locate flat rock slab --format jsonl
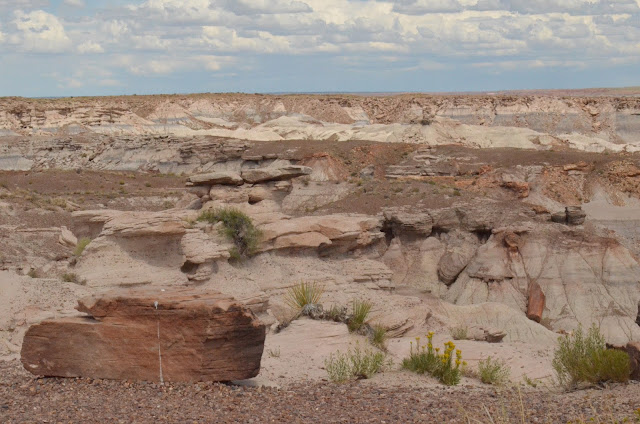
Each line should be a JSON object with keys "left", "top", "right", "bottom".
{"left": 21, "top": 288, "right": 266, "bottom": 382}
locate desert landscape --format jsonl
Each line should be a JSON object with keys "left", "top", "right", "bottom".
{"left": 1, "top": 91, "right": 640, "bottom": 422}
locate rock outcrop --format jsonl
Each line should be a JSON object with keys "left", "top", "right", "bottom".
{"left": 241, "top": 165, "right": 312, "bottom": 184}
{"left": 188, "top": 171, "right": 244, "bottom": 186}
{"left": 21, "top": 288, "right": 266, "bottom": 382}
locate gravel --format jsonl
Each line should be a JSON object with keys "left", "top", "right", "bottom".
{"left": 2, "top": 360, "right": 639, "bottom": 423}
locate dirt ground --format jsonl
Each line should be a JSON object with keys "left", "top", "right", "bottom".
{"left": 1, "top": 360, "right": 639, "bottom": 424}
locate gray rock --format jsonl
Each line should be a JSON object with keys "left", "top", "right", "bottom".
{"left": 188, "top": 171, "right": 244, "bottom": 186}
{"left": 242, "top": 165, "right": 312, "bottom": 184}
{"left": 565, "top": 206, "right": 586, "bottom": 225}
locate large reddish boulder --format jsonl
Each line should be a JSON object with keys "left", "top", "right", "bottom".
{"left": 526, "top": 281, "right": 546, "bottom": 323}
{"left": 21, "top": 288, "right": 266, "bottom": 382}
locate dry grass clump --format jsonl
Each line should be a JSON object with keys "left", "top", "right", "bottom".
{"left": 284, "top": 282, "right": 324, "bottom": 310}
{"left": 552, "top": 324, "right": 630, "bottom": 389}
{"left": 478, "top": 356, "right": 511, "bottom": 385}
{"left": 61, "top": 272, "right": 87, "bottom": 285}
{"left": 74, "top": 237, "right": 91, "bottom": 256}
{"left": 450, "top": 325, "right": 469, "bottom": 340}
{"left": 325, "top": 344, "right": 390, "bottom": 383}
{"left": 197, "top": 208, "right": 262, "bottom": 259}
{"left": 348, "top": 299, "right": 372, "bottom": 332}
{"left": 402, "top": 332, "right": 464, "bottom": 386}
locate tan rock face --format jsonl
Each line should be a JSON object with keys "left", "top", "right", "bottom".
{"left": 188, "top": 171, "right": 243, "bottom": 186}
{"left": 21, "top": 288, "right": 266, "bottom": 382}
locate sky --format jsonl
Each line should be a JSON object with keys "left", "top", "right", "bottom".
{"left": 0, "top": 0, "right": 639, "bottom": 96}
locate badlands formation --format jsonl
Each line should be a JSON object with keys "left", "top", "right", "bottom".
{"left": 1, "top": 91, "right": 640, "bottom": 419}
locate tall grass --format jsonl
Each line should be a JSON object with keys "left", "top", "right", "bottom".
{"left": 284, "top": 282, "right": 324, "bottom": 310}
{"left": 348, "top": 299, "right": 372, "bottom": 332}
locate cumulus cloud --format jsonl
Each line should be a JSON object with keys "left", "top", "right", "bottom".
{"left": 1, "top": 0, "right": 639, "bottom": 94}
{"left": 77, "top": 41, "right": 104, "bottom": 54}
{"left": 63, "top": 0, "right": 85, "bottom": 7}
{"left": 10, "top": 10, "right": 71, "bottom": 53}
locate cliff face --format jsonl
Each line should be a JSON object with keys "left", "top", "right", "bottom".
{"left": 1, "top": 94, "right": 639, "bottom": 153}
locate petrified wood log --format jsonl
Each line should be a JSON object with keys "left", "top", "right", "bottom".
{"left": 21, "top": 288, "right": 266, "bottom": 382}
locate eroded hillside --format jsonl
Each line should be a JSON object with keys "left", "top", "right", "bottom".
{"left": 1, "top": 93, "right": 640, "bottom": 392}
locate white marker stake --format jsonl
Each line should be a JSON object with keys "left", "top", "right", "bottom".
{"left": 154, "top": 301, "right": 164, "bottom": 385}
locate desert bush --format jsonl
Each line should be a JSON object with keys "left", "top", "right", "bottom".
{"left": 478, "top": 356, "right": 511, "bottom": 385}
{"left": 325, "top": 344, "right": 390, "bottom": 383}
{"left": 74, "top": 237, "right": 91, "bottom": 256}
{"left": 450, "top": 325, "right": 469, "bottom": 340}
{"left": 197, "top": 208, "right": 262, "bottom": 259}
{"left": 27, "top": 269, "right": 39, "bottom": 278}
{"left": 348, "top": 299, "right": 372, "bottom": 332}
{"left": 61, "top": 272, "right": 87, "bottom": 285}
{"left": 402, "top": 332, "right": 464, "bottom": 386}
{"left": 552, "top": 324, "right": 630, "bottom": 388}
{"left": 284, "top": 282, "right": 324, "bottom": 310}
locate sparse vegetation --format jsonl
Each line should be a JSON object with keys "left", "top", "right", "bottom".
{"left": 197, "top": 208, "right": 262, "bottom": 259}
{"left": 348, "top": 299, "right": 372, "bottom": 332}
{"left": 478, "top": 356, "right": 511, "bottom": 385}
{"left": 371, "top": 324, "right": 387, "bottom": 350}
{"left": 402, "top": 332, "right": 464, "bottom": 386}
{"left": 267, "top": 348, "right": 281, "bottom": 358}
{"left": 325, "top": 344, "right": 390, "bottom": 383}
{"left": 450, "top": 325, "right": 469, "bottom": 340}
{"left": 27, "top": 269, "right": 39, "bottom": 278}
{"left": 552, "top": 324, "right": 631, "bottom": 388}
{"left": 62, "top": 272, "right": 87, "bottom": 285}
{"left": 74, "top": 237, "right": 91, "bottom": 256}
{"left": 284, "top": 282, "right": 324, "bottom": 310}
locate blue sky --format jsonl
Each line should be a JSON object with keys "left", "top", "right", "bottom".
{"left": 0, "top": 0, "right": 639, "bottom": 96}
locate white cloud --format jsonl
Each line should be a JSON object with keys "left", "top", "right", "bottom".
{"left": 63, "top": 0, "right": 85, "bottom": 7}
{"left": 77, "top": 41, "right": 104, "bottom": 53}
{"left": 0, "top": 0, "right": 49, "bottom": 11}
{"left": 10, "top": 10, "right": 71, "bottom": 53}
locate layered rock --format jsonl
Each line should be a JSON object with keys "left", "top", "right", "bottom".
{"left": 188, "top": 171, "right": 243, "bottom": 186}
{"left": 259, "top": 214, "right": 384, "bottom": 253}
{"left": 21, "top": 288, "right": 266, "bottom": 382}
{"left": 241, "top": 165, "right": 311, "bottom": 184}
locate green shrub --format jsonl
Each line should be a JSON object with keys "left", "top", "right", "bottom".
{"left": 284, "top": 282, "right": 324, "bottom": 310}
{"left": 27, "top": 269, "right": 39, "bottom": 278}
{"left": 552, "top": 324, "right": 631, "bottom": 388}
{"left": 348, "top": 299, "right": 372, "bottom": 332}
{"left": 197, "top": 208, "right": 262, "bottom": 259}
{"left": 325, "top": 344, "right": 390, "bottom": 383}
{"left": 478, "top": 356, "right": 510, "bottom": 385}
{"left": 74, "top": 238, "right": 91, "bottom": 256}
{"left": 402, "top": 332, "right": 464, "bottom": 386}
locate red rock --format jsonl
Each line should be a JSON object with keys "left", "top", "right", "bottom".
{"left": 527, "top": 281, "right": 545, "bottom": 323}
{"left": 21, "top": 288, "right": 266, "bottom": 382}
{"left": 501, "top": 181, "right": 530, "bottom": 198}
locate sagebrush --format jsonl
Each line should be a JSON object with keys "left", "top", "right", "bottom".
{"left": 325, "top": 344, "right": 390, "bottom": 383}
{"left": 552, "top": 324, "right": 630, "bottom": 388}
{"left": 197, "top": 208, "right": 262, "bottom": 259}
{"left": 478, "top": 356, "right": 510, "bottom": 385}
